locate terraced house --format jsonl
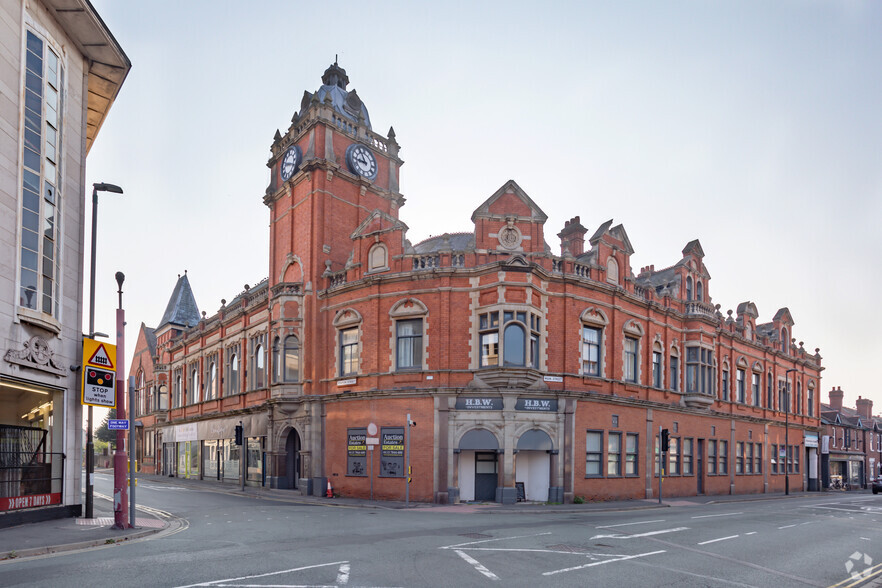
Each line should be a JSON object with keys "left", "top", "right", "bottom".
{"left": 128, "top": 63, "right": 823, "bottom": 504}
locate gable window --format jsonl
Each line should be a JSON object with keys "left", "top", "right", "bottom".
{"left": 781, "top": 328, "right": 788, "bottom": 353}
{"left": 19, "top": 31, "right": 64, "bottom": 317}
{"left": 367, "top": 243, "right": 388, "bottom": 272}
{"left": 396, "top": 319, "right": 422, "bottom": 370}
{"left": 606, "top": 257, "right": 619, "bottom": 285}
{"left": 624, "top": 337, "right": 638, "bottom": 383}
{"left": 685, "top": 276, "right": 693, "bottom": 301}
{"left": 226, "top": 345, "right": 239, "bottom": 396}
{"left": 479, "top": 309, "right": 541, "bottom": 369}
{"left": 696, "top": 281, "right": 703, "bottom": 302}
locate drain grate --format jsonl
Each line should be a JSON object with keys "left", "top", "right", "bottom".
{"left": 459, "top": 533, "right": 493, "bottom": 539}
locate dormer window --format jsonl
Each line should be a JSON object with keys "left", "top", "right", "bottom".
{"left": 781, "top": 328, "right": 789, "bottom": 353}
{"left": 696, "top": 280, "right": 703, "bottom": 302}
{"left": 606, "top": 257, "right": 619, "bottom": 285}
{"left": 686, "top": 276, "right": 693, "bottom": 301}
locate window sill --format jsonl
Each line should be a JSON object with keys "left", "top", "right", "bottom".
{"left": 17, "top": 307, "right": 61, "bottom": 335}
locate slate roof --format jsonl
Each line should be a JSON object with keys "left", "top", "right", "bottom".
{"left": 300, "top": 62, "right": 372, "bottom": 130}
{"left": 158, "top": 273, "right": 201, "bottom": 329}
{"left": 412, "top": 232, "right": 475, "bottom": 254}
{"left": 143, "top": 324, "right": 157, "bottom": 357}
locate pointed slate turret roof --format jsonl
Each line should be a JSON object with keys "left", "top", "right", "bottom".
{"left": 158, "top": 273, "right": 201, "bottom": 329}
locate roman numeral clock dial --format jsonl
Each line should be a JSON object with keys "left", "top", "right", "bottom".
{"left": 280, "top": 145, "right": 301, "bottom": 182}
{"left": 345, "top": 144, "right": 378, "bottom": 181}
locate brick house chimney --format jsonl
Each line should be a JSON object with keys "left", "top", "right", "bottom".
{"left": 828, "top": 386, "right": 844, "bottom": 412}
{"left": 557, "top": 216, "right": 587, "bottom": 256}
{"left": 856, "top": 395, "right": 873, "bottom": 420}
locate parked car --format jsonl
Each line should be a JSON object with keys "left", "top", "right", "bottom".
{"left": 872, "top": 478, "right": 882, "bottom": 494}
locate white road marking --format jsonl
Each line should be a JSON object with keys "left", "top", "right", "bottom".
{"left": 439, "top": 532, "right": 552, "bottom": 550}
{"left": 336, "top": 563, "right": 350, "bottom": 584}
{"left": 691, "top": 512, "right": 743, "bottom": 519}
{"left": 455, "top": 549, "right": 499, "bottom": 581}
{"left": 698, "top": 535, "right": 739, "bottom": 545}
{"left": 862, "top": 537, "right": 871, "bottom": 540}
{"left": 596, "top": 519, "right": 666, "bottom": 529}
{"left": 778, "top": 524, "right": 797, "bottom": 529}
{"left": 590, "top": 527, "right": 689, "bottom": 540}
{"left": 173, "top": 561, "right": 349, "bottom": 588}
{"left": 745, "top": 532, "right": 757, "bottom": 535}
{"left": 543, "top": 550, "right": 666, "bottom": 576}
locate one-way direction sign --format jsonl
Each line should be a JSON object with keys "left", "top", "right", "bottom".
{"left": 108, "top": 419, "right": 129, "bottom": 431}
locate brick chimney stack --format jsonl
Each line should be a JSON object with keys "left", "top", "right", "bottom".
{"left": 856, "top": 395, "right": 873, "bottom": 420}
{"left": 828, "top": 386, "right": 844, "bottom": 412}
{"left": 557, "top": 216, "right": 587, "bottom": 256}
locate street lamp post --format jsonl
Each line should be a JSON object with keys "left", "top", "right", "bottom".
{"left": 785, "top": 368, "right": 798, "bottom": 496}
{"left": 85, "top": 182, "right": 123, "bottom": 519}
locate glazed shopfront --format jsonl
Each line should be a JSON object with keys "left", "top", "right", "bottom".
{"left": 159, "top": 414, "right": 267, "bottom": 486}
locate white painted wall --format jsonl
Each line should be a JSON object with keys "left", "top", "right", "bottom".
{"left": 515, "top": 451, "right": 549, "bottom": 502}
{"left": 458, "top": 450, "right": 476, "bottom": 502}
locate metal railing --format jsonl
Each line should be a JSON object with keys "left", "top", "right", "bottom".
{"left": 0, "top": 425, "right": 64, "bottom": 501}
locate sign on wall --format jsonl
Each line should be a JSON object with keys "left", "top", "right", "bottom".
{"left": 380, "top": 427, "right": 405, "bottom": 477}
{"left": 347, "top": 428, "right": 367, "bottom": 476}
{"left": 515, "top": 398, "right": 558, "bottom": 412}
{"left": 81, "top": 337, "right": 117, "bottom": 407}
{"left": 455, "top": 397, "right": 504, "bottom": 411}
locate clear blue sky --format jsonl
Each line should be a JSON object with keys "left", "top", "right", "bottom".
{"left": 85, "top": 1, "right": 882, "bottom": 411}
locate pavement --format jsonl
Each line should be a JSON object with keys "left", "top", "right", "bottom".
{"left": 0, "top": 470, "right": 866, "bottom": 562}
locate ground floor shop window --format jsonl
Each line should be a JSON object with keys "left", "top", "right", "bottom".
{"left": 247, "top": 437, "right": 264, "bottom": 485}
{"left": 177, "top": 441, "right": 198, "bottom": 479}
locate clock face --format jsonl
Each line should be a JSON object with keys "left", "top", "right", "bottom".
{"left": 280, "top": 146, "right": 301, "bottom": 181}
{"left": 346, "top": 144, "right": 378, "bottom": 180}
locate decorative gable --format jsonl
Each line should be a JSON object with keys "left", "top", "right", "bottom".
{"left": 470, "top": 180, "right": 548, "bottom": 255}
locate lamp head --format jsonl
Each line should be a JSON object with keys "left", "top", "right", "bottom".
{"left": 94, "top": 182, "right": 123, "bottom": 194}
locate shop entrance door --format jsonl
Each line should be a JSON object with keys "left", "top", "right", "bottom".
{"left": 475, "top": 452, "right": 498, "bottom": 501}
{"left": 285, "top": 429, "right": 301, "bottom": 490}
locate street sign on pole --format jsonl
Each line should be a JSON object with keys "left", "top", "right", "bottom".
{"left": 108, "top": 419, "right": 129, "bottom": 430}
{"left": 82, "top": 338, "right": 117, "bottom": 407}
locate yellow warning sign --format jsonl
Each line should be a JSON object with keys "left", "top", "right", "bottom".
{"left": 82, "top": 338, "right": 117, "bottom": 407}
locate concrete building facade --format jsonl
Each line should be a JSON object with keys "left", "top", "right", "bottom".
{"left": 130, "top": 63, "right": 823, "bottom": 504}
{"left": 1, "top": 0, "right": 129, "bottom": 522}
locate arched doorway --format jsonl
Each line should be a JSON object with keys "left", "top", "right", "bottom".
{"left": 516, "top": 429, "right": 552, "bottom": 502}
{"left": 285, "top": 429, "right": 301, "bottom": 490}
{"left": 458, "top": 429, "right": 499, "bottom": 502}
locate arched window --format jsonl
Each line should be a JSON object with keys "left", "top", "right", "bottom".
{"left": 190, "top": 365, "right": 199, "bottom": 404}
{"left": 686, "top": 276, "right": 693, "bottom": 301}
{"left": 696, "top": 280, "right": 703, "bottom": 302}
{"left": 207, "top": 361, "right": 217, "bottom": 400}
{"left": 368, "top": 243, "right": 388, "bottom": 272}
{"left": 781, "top": 328, "right": 789, "bottom": 353}
{"left": 284, "top": 335, "right": 300, "bottom": 381}
{"left": 174, "top": 371, "right": 183, "bottom": 408}
{"left": 503, "top": 323, "right": 526, "bottom": 366}
{"left": 255, "top": 345, "right": 265, "bottom": 387}
{"left": 391, "top": 298, "right": 428, "bottom": 372}
{"left": 606, "top": 257, "right": 619, "bottom": 285}
{"left": 478, "top": 309, "right": 541, "bottom": 369}
{"left": 227, "top": 348, "right": 239, "bottom": 396}
{"left": 137, "top": 370, "right": 146, "bottom": 416}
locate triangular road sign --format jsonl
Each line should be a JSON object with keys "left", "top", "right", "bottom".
{"left": 87, "top": 343, "right": 115, "bottom": 370}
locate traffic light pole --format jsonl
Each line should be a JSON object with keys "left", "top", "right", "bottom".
{"left": 658, "top": 426, "right": 663, "bottom": 505}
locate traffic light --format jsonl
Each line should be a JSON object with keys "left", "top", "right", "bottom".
{"left": 235, "top": 424, "right": 243, "bottom": 446}
{"left": 661, "top": 429, "right": 670, "bottom": 452}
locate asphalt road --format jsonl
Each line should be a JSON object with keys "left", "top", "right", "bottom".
{"left": 2, "top": 474, "right": 882, "bottom": 587}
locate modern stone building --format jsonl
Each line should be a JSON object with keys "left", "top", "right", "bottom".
{"left": 129, "top": 63, "right": 823, "bottom": 504}
{"left": 1, "top": 0, "right": 129, "bottom": 521}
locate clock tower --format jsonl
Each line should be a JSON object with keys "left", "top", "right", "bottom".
{"left": 264, "top": 62, "right": 404, "bottom": 394}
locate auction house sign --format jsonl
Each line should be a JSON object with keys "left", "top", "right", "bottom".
{"left": 380, "top": 427, "right": 405, "bottom": 477}
{"left": 82, "top": 337, "right": 117, "bottom": 407}
{"left": 347, "top": 428, "right": 367, "bottom": 477}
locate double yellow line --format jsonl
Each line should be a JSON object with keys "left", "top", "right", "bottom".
{"left": 830, "top": 562, "right": 882, "bottom": 588}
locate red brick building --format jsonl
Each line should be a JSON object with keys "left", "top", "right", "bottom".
{"left": 129, "top": 63, "right": 823, "bottom": 503}
{"left": 820, "top": 388, "right": 882, "bottom": 490}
